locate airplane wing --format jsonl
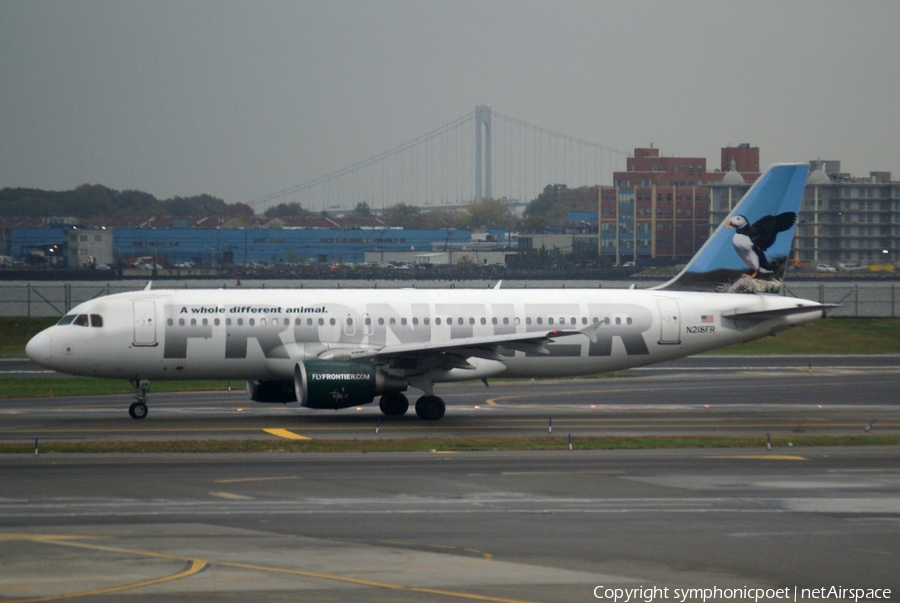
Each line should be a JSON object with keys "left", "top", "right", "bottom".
{"left": 320, "top": 329, "right": 581, "bottom": 369}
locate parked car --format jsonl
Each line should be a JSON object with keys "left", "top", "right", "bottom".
{"left": 838, "top": 262, "right": 865, "bottom": 271}
{"left": 816, "top": 264, "right": 837, "bottom": 272}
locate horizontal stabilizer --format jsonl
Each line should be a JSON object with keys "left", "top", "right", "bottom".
{"left": 722, "top": 304, "right": 838, "bottom": 322}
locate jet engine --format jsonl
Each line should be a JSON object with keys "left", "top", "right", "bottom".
{"left": 294, "top": 360, "right": 407, "bottom": 410}
{"left": 246, "top": 379, "right": 297, "bottom": 403}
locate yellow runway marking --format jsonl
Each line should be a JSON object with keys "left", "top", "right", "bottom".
{"left": 0, "top": 534, "right": 207, "bottom": 603}
{"left": 263, "top": 427, "right": 311, "bottom": 440}
{"left": 1, "top": 533, "right": 536, "bottom": 603}
{"left": 209, "top": 491, "right": 253, "bottom": 500}
{"left": 827, "top": 468, "right": 900, "bottom": 473}
{"left": 706, "top": 455, "right": 808, "bottom": 461}
{"left": 502, "top": 470, "right": 624, "bottom": 475}
{"left": 214, "top": 476, "right": 300, "bottom": 484}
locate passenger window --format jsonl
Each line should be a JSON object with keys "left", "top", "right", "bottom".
{"left": 73, "top": 314, "right": 89, "bottom": 327}
{"left": 90, "top": 314, "right": 103, "bottom": 327}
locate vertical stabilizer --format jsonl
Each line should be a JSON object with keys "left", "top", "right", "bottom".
{"left": 656, "top": 163, "right": 809, "bottom": 293}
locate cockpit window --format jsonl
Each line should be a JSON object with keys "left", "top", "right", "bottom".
{"left": 90, "top": 314, "right": 103, "bottom": 327}
{"left": 57, "top": 314, "right": 76, "bottom": 326}
{"left": 72, "top": 314, "right": 89, "bottom": 327}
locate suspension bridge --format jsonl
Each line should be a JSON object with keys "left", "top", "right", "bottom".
{"left": 247, "top": 106, "right": 629, "bottom": 214}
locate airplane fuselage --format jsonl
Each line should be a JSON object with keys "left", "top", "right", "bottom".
{"left": 27, "top": 287, "right": 823, "bottom": 383}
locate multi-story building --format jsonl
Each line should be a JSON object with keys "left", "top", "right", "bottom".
{"left": 597, "top": 145, "right": 760, "bottom": 264}
{"left": 709, "top": 161, "right": 900, "bottom": 268}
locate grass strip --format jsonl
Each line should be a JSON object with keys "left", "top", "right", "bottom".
{"left": 4, "top": 435, "right": 899, "bottom": 454}
{"left": 0, "top": 378, "right": 234, "bottom": 399}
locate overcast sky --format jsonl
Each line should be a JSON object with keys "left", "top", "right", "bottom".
{"left": 2, "top": 1, "right": 898, "bottom": 205}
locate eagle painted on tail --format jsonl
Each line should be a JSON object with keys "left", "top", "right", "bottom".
{"left": 725, "top": 212, "right": 797, "bottom": 278}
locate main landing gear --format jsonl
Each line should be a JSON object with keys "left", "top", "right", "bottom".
{"left": 377, "top": 391, "right": 445, "bottom": 420}
{"left": 379, "top": 392, "right": 409, "bottom": 416}
{"left": 415, "top": 395, "right": 445, "bottom": 421}
{"left": 128, "top": 379, "right": 150, "bottom": 419}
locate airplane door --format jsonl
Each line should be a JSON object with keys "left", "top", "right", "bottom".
{"left": 133, "top": 300, "right": 158, "bottom": 346}
{"left": 657, "top": 299, "right": 681, "bottom": 345}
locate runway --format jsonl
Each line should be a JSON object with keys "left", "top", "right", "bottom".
{"left": 1, "top": 357, "right": 898, "bottom": 601}
{"left": 1, "top": 449, "right": 899, "bottom": 601}
{"left": 1, "top": 355, "right": 899, "bottom": 442}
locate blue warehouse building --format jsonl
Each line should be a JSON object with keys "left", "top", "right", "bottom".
{"left": 10, "top": 226, "right": 472, "bottom": 267}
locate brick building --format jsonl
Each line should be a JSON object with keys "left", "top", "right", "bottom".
{"left": 598, "top": 144, "right": 760, "bottom": 264}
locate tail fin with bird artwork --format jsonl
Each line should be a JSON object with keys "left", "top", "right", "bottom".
{"left": 656, "top": 163, "right": 809, "bottom": 294}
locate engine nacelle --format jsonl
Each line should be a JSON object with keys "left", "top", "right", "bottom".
{"left": 246, "top": 379, "right": 297, "bottom": 403}
{"left": 294, "top": 360, "right": 407, "bottom": 410}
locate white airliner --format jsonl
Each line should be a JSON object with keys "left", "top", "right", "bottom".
{"left": 27, "top": 164, "right": 831, "bottom": 420}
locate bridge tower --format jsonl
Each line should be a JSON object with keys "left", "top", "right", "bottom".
{"left": 475, "top": 104, "right": 492, "bottom": 202}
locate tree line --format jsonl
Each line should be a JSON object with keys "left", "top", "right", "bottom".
{"left": 1, "top": 183, "right": 600, "bottom": 231}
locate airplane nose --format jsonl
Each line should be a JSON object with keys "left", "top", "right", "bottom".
{"left": 26, "top": 332, "right": 52, "bottom": 366}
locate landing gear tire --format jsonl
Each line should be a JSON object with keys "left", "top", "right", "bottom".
{"left": 379, "top": 392, "right": 409, "bottom": 417}
{"left": 130, "top": 379, "right": 150, "bottom": 419}
{"left": 129, "top": 402, "right": 148, "bottom": 420}
{"left": 415, "top": 395, "right": 445, "bottom": 421}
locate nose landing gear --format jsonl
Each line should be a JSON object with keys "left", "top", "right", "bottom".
{"left": 128, "top": 379, "right": 150, "bottom": 419}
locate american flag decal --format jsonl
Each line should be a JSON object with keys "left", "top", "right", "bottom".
{"left": 701, "top": 314, "right": 714, "bottom": 323}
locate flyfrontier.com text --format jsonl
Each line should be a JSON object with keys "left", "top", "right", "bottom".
{"left": 592, "top": 585, "right": 892, "bottom": 603}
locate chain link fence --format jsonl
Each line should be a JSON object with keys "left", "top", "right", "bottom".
{"left": 1, "top": 281, "right": 898, "bottom": 318}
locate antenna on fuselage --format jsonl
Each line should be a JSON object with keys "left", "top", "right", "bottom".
{"left": 144, "top": 281, "right": 153, "bottom": 291}
{"left": 493, "top": 281, "right": 502, "bottom": 290}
